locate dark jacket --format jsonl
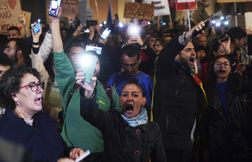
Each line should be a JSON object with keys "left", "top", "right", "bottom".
{"left": 80, "top": 95, "right": 166, "bottom": 162}
{"left": 153, "top": 38, "right": 207, "bottom": 151}
{"left": 202, "top": 74, "right": 249, "bottom": 162}
{"left": 0, "top": 110, "right": 66, "bottom": 162}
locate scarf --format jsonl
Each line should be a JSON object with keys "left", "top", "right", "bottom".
{"left": 121, "top": 108, "right": 148, "bottom": 127}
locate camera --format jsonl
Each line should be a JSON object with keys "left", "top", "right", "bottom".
{"left": 31, "top": 19, "right": 41, "bottom": 34}
{"left": 49, "top": 0, "right": 61, "bottom": 17}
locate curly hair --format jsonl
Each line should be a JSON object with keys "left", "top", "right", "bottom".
{"left": 0, "top": 66, "right": 40, "bottom": 110}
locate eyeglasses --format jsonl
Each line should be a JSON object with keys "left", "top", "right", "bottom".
{"left": 20, "top": 82, "right": 44, "bottom": 92}
{"left": 214, "top": 62, "right": 230, "bottom": 68}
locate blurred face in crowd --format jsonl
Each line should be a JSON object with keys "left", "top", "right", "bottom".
{"left": 196, "top": 50, "right": 206, "bottom": 61}
{"left": 162, "top": 34, "right": 172, "bottom": 45}
{"left": 214, "top": 45, "right": 226, "bottom": 56}
{"left": 148, "top": 36, "right": 157, "bottom": 49}
{"left": 198, "top": 34, "right": 207, "bottom": 47}
{"left": 68, "top": 46, "right": 100, "bottom": 76}
{"left": 0, "top": 65, "right": 10, "bottom": 78}
{"left": 4, "top": 40, "right": 17, "bottom": 58}
{"left": 153, "top": 40, "right": 164, "bottom": 55}
{"left": 178, "top": 41, "right": 196, "bottom": 70}
{"left": 13, "top": 73, "right": 43, "bottom": 116}
{"left": 8, "top": 29, "right": 21, "bottom": 39}
{"left": 120, "top": 83, "right": 146, "bottom": 118}
{"left": 121, "top": 54, "right": 139, "bottom": 75}
{"left": 214, "top": 57, "right": 231, "bottom": 83}
{"left": 234, "top": 37, "right": 246, "bottom": 49}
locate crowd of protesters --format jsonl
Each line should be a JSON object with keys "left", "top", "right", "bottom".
{"left": 0, "top": 6, "right": 252, "bottom": 162}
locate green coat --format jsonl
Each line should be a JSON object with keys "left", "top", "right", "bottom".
{"left": 53, "top": 51, "right": 120, "bottom": 153}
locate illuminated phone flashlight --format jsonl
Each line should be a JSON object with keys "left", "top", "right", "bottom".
{"left": 77, "top": 52, "right": 98, "bottom": 84}
{"left": 118, "top": 22, "right": 124, "bottom": 28}
{"left": 127, "top": 23, "right": 141, "bottom": 36}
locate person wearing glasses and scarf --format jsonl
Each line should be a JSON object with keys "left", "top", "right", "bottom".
{"left": 0, "top": 66, "right": 85, "bottom": 162}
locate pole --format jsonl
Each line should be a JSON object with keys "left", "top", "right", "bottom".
{"left": 157, "top": 16, "right": 160, "bottom": 31}
{"left": 234, "top": 2, "right": 238, "bottom": 27}
{"left": 187, "top": 10, "right": 191, "bottom": 29}
{"left": 168, "top": 14, "right": 174, "bottom": 29}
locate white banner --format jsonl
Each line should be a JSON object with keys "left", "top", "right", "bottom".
{"left": 245, "top": 12, "right": 252, "bottom": 31}
{"left": 143, "top": 0, "right": 170, "bottom": 16}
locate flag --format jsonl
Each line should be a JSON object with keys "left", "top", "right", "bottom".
{"left": 106, "top": 0, "right": 113, "bottom": 29}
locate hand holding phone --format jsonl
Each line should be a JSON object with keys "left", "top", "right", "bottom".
{"left": 191, "top": 19, "right": 210, "bottom": 38}
{"left": 49, "top": 0, "right": 61, "bottom": 17}
{"left": 100, "top": 28, "right": 111, "bottom": 40}
{"left": 31, "top": 19, "right": 41, "bottom": 35}
{"left": 80, "top": 54, "right": 98, "bottom": 84}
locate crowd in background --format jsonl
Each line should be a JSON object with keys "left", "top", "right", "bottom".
{"left": 0, "top": 7, "right": 252, "bottom": 162}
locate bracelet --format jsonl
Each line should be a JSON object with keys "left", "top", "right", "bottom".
{"left": 47, "top": 28, "right": 52, "bottom": 34}
{"left": 32, "top": 47, "right": 39, "bottom": 54}
{"left": 32, "top": 42, "right": 39, "bottom": 45}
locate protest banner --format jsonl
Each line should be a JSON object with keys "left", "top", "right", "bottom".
{"left": 175, "top": 0, "right": 197, "bottom": 11}
{"left": 61, "top": 0, "right": 79, "bottom": 20}
{"left": 124, "top": 2, "right": 154, "bottom": 20}
{"left": 0, "top": 0, "right": 22, "bottom": 34}
{"left": 217, "top": 0, "right": 252, "bottom": 3}
{"left": 143, "top": 0, "right": 171, "bottom": 16}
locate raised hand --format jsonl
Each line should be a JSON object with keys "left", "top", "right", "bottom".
{"left": 75, "top": 70, "right": 97, "bottom": 98}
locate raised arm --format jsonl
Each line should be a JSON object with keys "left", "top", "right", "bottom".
{"left": 39, "top": 30, "right": 53, "bottom": 63}
{"left": 156, "top": 21, "right": 208, "bottom": 77}
{"left": 50, "top": 9, "right": 76, "bottom": 97}
{"left": 51, "top": 10, "right": 63, "bottom": 53}
{"left": 31, "top": 22, "right": 49, "bottom": 84}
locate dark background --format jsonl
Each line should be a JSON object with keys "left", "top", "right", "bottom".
{"left": 20, "top": 0, "right": 46, "bottom": 23}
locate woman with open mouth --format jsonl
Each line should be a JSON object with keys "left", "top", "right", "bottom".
{"left": 78, "top": 76, "right": 166, "bottom": 162}
{"left": 201, "top": 55, "right": 250, "bottom": 162}
{"left": 0, "top": 66, "right": 85, "bottom": 162}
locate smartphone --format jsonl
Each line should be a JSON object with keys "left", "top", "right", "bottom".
{"left": 100, "top": 28, "right": 111, "bottom": 40}
{"left": 192, "top": 19, "right": 210, "bottom": 38}
{"left": 80, "top": 54, "right": 98, "bottom": 84}
{"left": 75, "top": 150, "right": 90, "bottom": 162}
{"left": 83, "top": 28, "right": 90, "bottom": 33}
{"left": 31, "top": 19, "right": 41, "bottom": 34}
{"left": 86, "top": 45, "right": 102, "bottom": 55}
{"left": 49, "top": 0, "right": 61, "bottom": 17}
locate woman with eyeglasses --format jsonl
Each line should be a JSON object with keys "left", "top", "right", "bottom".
{"left": 200, "top": 55, "right": 250, "bottom": 162}
{"left": 0, "top": 66, "right": 85, "bottom": 162}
